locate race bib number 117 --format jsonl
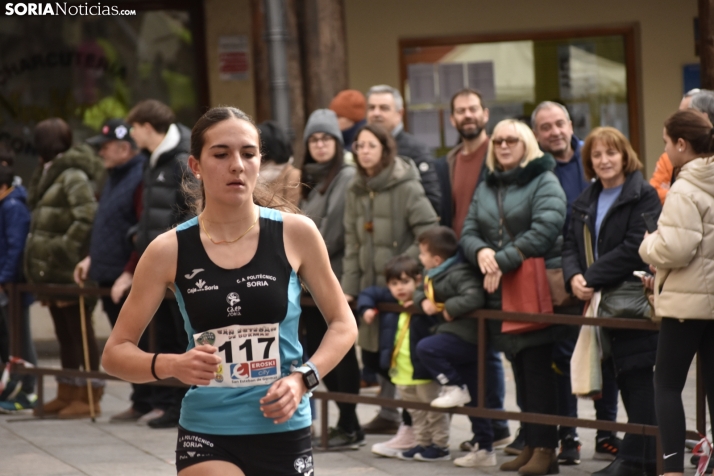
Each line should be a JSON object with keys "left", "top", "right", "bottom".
{"left": 193, "top": 323, "right": 281, "bottom": 388}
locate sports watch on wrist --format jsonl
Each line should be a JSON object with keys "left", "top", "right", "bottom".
{"left": 292, "top": 361, "right": 319, "bottom": 390}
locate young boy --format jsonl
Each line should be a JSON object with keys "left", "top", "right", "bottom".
{"left": 359, "top": 255, "right": 449, "bottom": 462}
{"left": 413, "top": 226, "right": 496, "bottom": 468}
{"left": 0, "top": 161, "right": 37, "bottom": 412}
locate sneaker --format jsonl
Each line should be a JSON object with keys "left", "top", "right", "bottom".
{"left": 454, "top": 448, "right": 497, "bottom": 467}
{"left": 0, "top": 392, "right": 36, "bottom": 413}
{"left": 430, "top": 385, "right": 471, "bottom": 408}
{"left": 460, "top": 437, "right": 478, "bottom": 452}
{"left": 136, "top": 408, "right": 164, "bottom": 425}
{"left": 313, "top": 427, "right": 365, "bottom": 451}
{"left": 558, "top": 434, "right": 581, "bottom": 465}
{"left": 0, "top": 379, "right": 20, "bottom": 402}
{"left": 361, "top": 414, "right": 400, "bottom": 434}
{"left": 372, "top": 424, "right": 417, "bottom": 458}
{"left": 504, "top": 427, "right": 525, "bottom": 455}
{"left": 397, "top": 445, "right": 427, "bottom": 461}
{"left": 110, "top": 406, "right": 148, "bottom": 423}
{"left": 494, "top": 426, "right": 513, "bottom": 448}
{"left": 413, "top": 444, "right": 451, "bottom": 462}
{"left": 148, "top": 406, "right": 180, "bottom": 429}
{"left": 594, "top": 435, "right": 621, "bottom": 461}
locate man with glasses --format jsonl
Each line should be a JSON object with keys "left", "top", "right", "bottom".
{"left": 366, "top": 85, "right": 441, "bottom": 213}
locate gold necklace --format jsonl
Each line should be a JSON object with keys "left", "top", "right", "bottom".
{"left": 199, "top": 211, "right": 259, "bottom": 245}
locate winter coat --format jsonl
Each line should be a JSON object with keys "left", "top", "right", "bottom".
{"left": 460, "top": 154, "right": 572, "bottom": 355}
{"left": 88, "top": 152, "right": 146, "bottom": 283}
{"left": 300, "top": 164, "right": 355, "bottom": 279}
{"left": 357, "top": 285, "right": 439, "bottom": 380}
{"left": 640, "top": 156, "right": 714, "bottom": 320}
{"left": 412, "top": 257, "right": 484, "bottom": 346}
{"left": 395, "top": 130, "right": 441, "bottom": 213}
{"left": 563, "top": 170, "right": 661, "bottom": 375}
{"left": 24, "top": 145, "right": 102, "bottom": 290}
{"left": 552, "top": 136, "right": 589, "bottom": 236}
{"left": 342, "top": 155, "right": 439, "bottom": 351}
{"left": 135, "top": 123, "right": 192, "bottom": 255}
{"left": 0, "top": 186, "right": 30, "bottom": 283}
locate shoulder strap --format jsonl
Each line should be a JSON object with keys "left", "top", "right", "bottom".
{"left": 583, "top": 224, "right": 595, "bottom": 268}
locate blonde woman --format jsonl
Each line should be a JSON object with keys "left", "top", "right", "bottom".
{"left": 461, "top": 119, "right": 567, "bottom": 476}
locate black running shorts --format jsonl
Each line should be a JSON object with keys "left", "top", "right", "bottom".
{"left": 176, "top": 426, "right": 313, "bottom": 475}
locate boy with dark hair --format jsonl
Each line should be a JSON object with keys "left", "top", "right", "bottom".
{"left": 361, "top": 255, "right": 449, "bottom": 462}
{"left": 414, "top": 226, "right": 496, "bottom": 468}
{"left": 0, "top": 162, "right": 37, "bottom": 412}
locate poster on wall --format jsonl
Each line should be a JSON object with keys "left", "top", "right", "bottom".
{"left": 219, "top": 36, "right": 250, "bottom": 81}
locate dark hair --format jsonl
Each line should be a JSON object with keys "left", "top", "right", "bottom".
{"left": 126, "top": 99, "right": 175, "bottom": 134}
{"left": 184, "top": 106, "right": 300, "bottom": 215}
{"left": 0, "top": 164, "right": 13, "bottom": 188}
{"left": 300, "top": 134, "right": 345, "bottom": 199}
{"left": 258, "top": 121, "right": 292, "bottom": 165}
{"left": 450, "top": 88, "right": 485, "bottom": 114}
{"left": 353, "top": 124, "right": 396, "bottom": 177}
{"left": 384, "top": 254, "right": 420, "bottom": 282}
{"left": 34, "top": 118, "right": 73, "bottom": 162}
{"left": 418, "top": 226, "right": 458, "bottom": 260}
{"left": 664, "top": 110, "right": 714, "bottom": 155}
{"left": 581, "top": 127, "right": 642, "bottom": 181}
{"left": 0, "top": 143, "right": 14, "bottom": 166}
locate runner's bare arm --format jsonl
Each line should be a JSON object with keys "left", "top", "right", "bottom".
{"left": 283, "top": 213, "right": 357, "bottom": 378}
{"left": 102, "top": 230, "right": 221, "bottom": 385}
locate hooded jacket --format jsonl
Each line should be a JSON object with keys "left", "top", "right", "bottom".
{"left": 342, "top": 155, "right": 439, "bottom": 351}
{"left": 0, "top": 185, "right": 30, "bottom": 284}
{"left": 640, "top": 156, "right": 714, "bottom": 320}
{"left": 24, "top": 145, "right": 102, "bottom": 287}
{"left": 135, "top": 123, "right": 192, "bottom": 255}
{"left": 460, "top": 154, "right": 571, "bottom": 354}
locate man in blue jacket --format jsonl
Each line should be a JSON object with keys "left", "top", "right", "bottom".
{"left": 0, "top": 156, "right": 37, "bottom": 412}
{"left": 532, "top": 101, "right": 619, "bottom": 465}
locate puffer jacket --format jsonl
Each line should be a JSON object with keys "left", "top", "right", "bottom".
{"left": 24, "top": 145, "right": 102, "bottom": 290}
{"left": 640, "top": 156, "right": 714, "bottom": 320}
{"left": 460, "top": 154, "right": 572, "bottom": 355}
{"left": 412, "top": 255, "right": 484, "bottom": 346}
{"left": 342, "top": 155, "right": 439, "bottom": 351}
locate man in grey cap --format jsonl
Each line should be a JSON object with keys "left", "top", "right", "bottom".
{"left": 75, "top": 118, "right": 151, "bottom": 422}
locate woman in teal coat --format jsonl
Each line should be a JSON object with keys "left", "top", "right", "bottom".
{"left": 461, "top": 119, "right": 567, "bottom": 476}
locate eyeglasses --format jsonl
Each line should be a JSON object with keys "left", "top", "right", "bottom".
{"left": 308, "top": 135, "right": 335, "bottom": 146}
{"left": 353, "top": 141, "right": 380, "bottom": 152}
{"left": 492, "top": 137, "right": 521, "bottom": 147}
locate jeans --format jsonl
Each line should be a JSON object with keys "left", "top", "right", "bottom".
{"left": 487, "top": 347, "right": 508, "bottom": 433}
{"left": 417, "top": 332, "right": 494, "bottom": 448}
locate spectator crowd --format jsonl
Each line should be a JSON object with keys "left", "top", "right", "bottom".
{"left": 2, "top": 84, "right": 714, "bottom": 476}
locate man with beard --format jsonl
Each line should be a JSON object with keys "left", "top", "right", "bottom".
{"left": 438, "top": 89, "right": 513, "bottom": 465}
{"left": 366, "top": 85, "right": 441, "bottom": 213}
{"left": 443, "top": 89, "right": 490, "bottom": 237}
{"left": 531, "top": 101, "right": 589, "bottom": 235}
{"left": 532, "top": 101, "right": 619, "bottom": 467}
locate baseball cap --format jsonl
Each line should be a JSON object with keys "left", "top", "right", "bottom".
{"left": 87, "top": 119, "right": 135, "bottom": 147}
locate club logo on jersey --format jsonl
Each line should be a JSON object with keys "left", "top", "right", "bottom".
{"left": 226, "top": 292, "right": 241, "bottom": 306}
{"left": 185, "top": 268, "right": 204, "bottom": 279}
{"left": 187, "top": 278, "right": 219, "bottom": 294}
{"left": 236, "top": 274, "right": 277, "bottom": 287}
{"left": 196, "top": 332, "right": 215, "bottom": 346}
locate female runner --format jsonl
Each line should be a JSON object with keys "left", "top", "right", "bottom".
{"left": 102, "top": 106, "right": 358, "bottom": 476}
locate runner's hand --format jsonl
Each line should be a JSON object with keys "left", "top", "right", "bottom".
{"left": 260, "top": 373, "right": 307, "bottom": 424}
{"left": 171, "top": 345, "right": 221, "bottom": 386}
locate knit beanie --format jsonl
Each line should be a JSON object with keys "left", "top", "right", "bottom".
{"left": 303, "top": 109, "right": 344, "bottom": 145}
{"left": 329, "top": 90, "right": 366, "bottom": 123}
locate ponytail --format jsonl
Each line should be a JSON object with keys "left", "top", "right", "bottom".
{"left": 664, "top": 110, "right": 714, "bottom": 155}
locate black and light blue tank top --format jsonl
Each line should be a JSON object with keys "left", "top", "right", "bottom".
{"left": 173, "top": 207, "right": 310, "bottom": 435}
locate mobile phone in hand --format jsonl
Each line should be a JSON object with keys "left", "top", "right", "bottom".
{"left": 642, "top": 213, "right": 658, "bottom": 233}
{"left": 633, "top": 270, "right": 653, "bottom": 279}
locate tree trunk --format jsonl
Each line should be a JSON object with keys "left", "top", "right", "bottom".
{"left": 700, "top": 0, "right": 714, "bottom": 89}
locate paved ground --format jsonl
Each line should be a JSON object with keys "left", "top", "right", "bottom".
{"left": 0, "top": 354, "right": 703, "bottom": 476}
{"left": 11, "top": 303, "right": 702, "bottom": 475}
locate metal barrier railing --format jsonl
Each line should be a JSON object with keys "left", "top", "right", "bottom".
{"left": 5, "top": 283, "right": 707, "bottom": 474}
